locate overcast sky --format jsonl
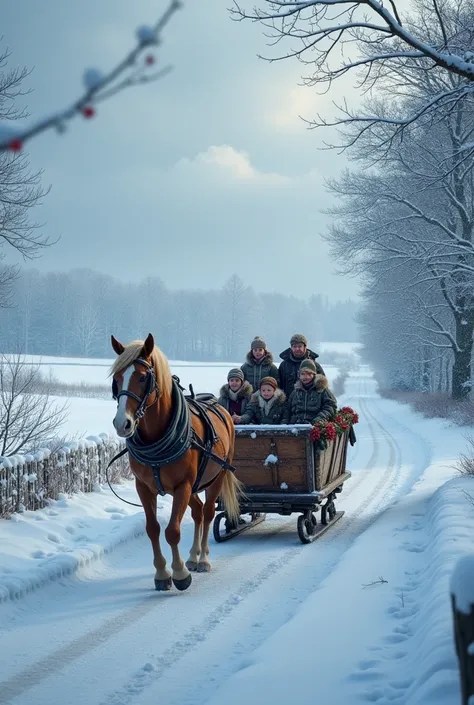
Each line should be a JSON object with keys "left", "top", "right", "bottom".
{"left": 2, "top": 0, "right": 360, "bottom": 301}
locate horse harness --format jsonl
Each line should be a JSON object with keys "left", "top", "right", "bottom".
{"left": 110, "top": 358, "right": 235, "bottom": 497}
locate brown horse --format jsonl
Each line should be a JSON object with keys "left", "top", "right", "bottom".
{"left": 110, "top": 333, "right": 243, "bottom": 591}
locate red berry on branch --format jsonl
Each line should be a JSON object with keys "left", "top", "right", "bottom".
{"left": 81, "top": 106, "right": 96, "bottom": 119}
{"left": 145, "top": 55, "right": 155, "bottom": 65}
{"left": 8, "top": 139, "right": 23, "bottom": 152}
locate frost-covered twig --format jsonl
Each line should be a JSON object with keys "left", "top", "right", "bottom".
{"left": 362, "top": 576, "right": 388, "bottom": 588}
{"left": 0, "top": 0, "right": 182, "bottom": 152}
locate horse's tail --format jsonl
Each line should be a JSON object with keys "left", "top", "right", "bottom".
{"left": 220, "top": 471, "right": 245, "bottom": 525}
{"left": 219, "top": 410, "right": 245, "bottom": 525}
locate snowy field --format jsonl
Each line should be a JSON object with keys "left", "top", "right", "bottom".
{"left": 12, "top": 347, "right": 345, "bottom": 437}
{"left": 0, "top": 370, "right": 471, "bottom": 705}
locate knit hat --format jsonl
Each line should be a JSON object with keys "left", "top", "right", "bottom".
{"left": 227, "top": 368, "right": 244, "bottom": 382}
{"left": 299, "top": 359, "right": 317, "bottom": 376}
{"left": 259, "top": 376, "right": 278, "bottom": 391}
{"left": 251, "top": 336, "right": 266, "bottom": 350}
{"left": 290, "top": 333, "right": 308, "bottom": 346}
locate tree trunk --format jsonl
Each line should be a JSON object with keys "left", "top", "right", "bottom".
{"left": 421, "top": 345, "right": 431, "bottom": 392}
{"left": 452, "top": 318, "right": 474, "bottom": 400}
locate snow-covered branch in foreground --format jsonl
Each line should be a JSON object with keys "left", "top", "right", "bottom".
{"left": 232, "top": 0, "right": 474, "bottom": 138}
{"left": 0, "top": 0, "right": 181, "bottom": 152}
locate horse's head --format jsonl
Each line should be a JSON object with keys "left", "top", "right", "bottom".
{"left": 110, "top": 333, "right": 159, "bottom": 438}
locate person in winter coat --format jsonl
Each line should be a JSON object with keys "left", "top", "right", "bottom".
{"left": 288, "top": 359, "right": 336, "bottom": 424}
{"left": 240, "top": 336, "right": 279, "bottom": 391}
{"left": 217, "top": 368, "right": 253, "bottom": 424}
{"left": 278, "top": 333, "right": 325, "bottom": 398}
{"left": 239, "top": 377, "right": 289, "bottom": 425}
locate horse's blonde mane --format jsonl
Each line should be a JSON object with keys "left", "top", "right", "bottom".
{"left": 109, "top": 339, "right": 172, "bottom": 398}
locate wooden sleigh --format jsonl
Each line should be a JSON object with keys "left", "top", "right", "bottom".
{"left": 213, "top": 424, "right": 352, "bottom": 544}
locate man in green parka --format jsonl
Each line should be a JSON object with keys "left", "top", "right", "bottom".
{"left": 278, "top": 333, "right": 325, "bottom": 398}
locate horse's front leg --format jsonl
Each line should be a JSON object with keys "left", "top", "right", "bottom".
{"left": 186, "top": 494, "right": 203, "bottom": 572}
{"left": 165, "top": 481, "right": 193, "bottom": 591}
{"left": 135, "top": 477, "right": 171, "bottom": 591}
{"left": 198, "top": 472, "right": 225, "bottom": 573}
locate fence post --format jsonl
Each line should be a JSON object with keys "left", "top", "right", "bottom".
{"left": 451, "top": 555, "right": 474, "bottom": 704}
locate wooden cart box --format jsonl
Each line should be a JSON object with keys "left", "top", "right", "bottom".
{"left": 234, "top": 424, "right": 349, "bottom": 495}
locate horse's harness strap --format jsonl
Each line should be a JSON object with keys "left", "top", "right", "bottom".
{"left": 112, "top": 371, "right": 235, "bottom": 497}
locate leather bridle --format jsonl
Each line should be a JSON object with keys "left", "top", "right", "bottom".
{"left": 112, "top": 357, "right": 159, "bottom": 421}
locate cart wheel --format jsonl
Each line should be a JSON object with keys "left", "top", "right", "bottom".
{"left": 213, "top": 512, "right": 227, "bottom": 543}
{"left": 297, "top": 511, "right": 317, "bottom": 544}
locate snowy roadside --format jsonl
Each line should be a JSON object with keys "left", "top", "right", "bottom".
{"left": 0, "top": 482, "right": 174, "bottom": 603}
{"left": 201, "top": 398, "right": 474, "bottom": 705}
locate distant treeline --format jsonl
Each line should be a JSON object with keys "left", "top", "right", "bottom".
{"left": 0, "top": 268, "right": 359, "bottom": 361}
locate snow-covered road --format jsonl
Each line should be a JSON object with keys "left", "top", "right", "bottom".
{"left": 0, "top": 372, "right": 467, "bottom": 705}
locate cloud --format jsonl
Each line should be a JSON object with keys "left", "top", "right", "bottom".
{"left": 172, "top": 145, "right": 290, "bottom": 185}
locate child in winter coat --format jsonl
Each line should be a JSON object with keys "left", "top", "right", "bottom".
{"left": 288, "top": 359, "right": 337, "bottom": 424}
{"left": 240, "top": 336, "right": 279, "bottom": 391}
{"left": 239, "top": 377, "right": 288, "bottom": 425}
{"left": 217, "top": 368, "right": 253, "bottom": 424}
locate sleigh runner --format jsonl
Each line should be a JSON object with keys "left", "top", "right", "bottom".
{"left": 213, "top": 424, "right": 352, "bottom": 544}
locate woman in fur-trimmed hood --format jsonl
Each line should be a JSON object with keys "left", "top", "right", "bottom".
{"left": 240, "top": 336, "right": 279, "bottom": 391}
{"left": 217, "top": 368, "right": 253, "bottom": 422}
{"left": 287, "top": 359, "right": 336, "bottom": 425}
{"left": 239, "top": 377, "right": 289, "bottom": 425}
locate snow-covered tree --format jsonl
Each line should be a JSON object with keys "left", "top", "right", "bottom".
{"left": 325, "top": 92, "right": 474, "bottom": 396}
{"left": 234, "top": 0, "right": 474, "bottom": 149}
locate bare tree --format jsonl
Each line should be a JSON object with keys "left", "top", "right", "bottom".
{"left": 220, "top": 274, "right": 252, "bottom": 359}
{"left": 233, "top": 0, "right": 474, "bottom": 147}
{"left": 74, "top": 304, "right": 101, "bottom": 357}
{"left": 0, "top": 353, "right": 68, "bottom": 456}
{"left": 0, "top": 51, "right": 51, "bottom": 306}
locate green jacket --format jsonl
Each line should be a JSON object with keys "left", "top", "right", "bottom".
{"left": 288, "top": 375, "right": 336, "bottom": 424}
{"left": 239, "top": 388, "right": 289, "bottom": 425}
{"left": 240, "top": 351, "right": 279, "bottom": 391}
{"left": 217, "top": 381, "right": 253, "bottom": 415}
{"left": 278, "top": 348, "right": 325, "bottom": 398}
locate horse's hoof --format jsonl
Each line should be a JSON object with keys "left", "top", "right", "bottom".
{"left": 154, "top": 577, "right": 172, "bottom": 591}
{"left": 185, "top": 560, "right": 198, "bottom": 572}
{"left": 197, "top": 562, "right": 211, "bottom": 573}
{"left": 173, "top": 573, "right": 192, "bottom": 591}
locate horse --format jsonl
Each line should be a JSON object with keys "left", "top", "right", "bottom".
{"left": 109, "top": 333, "right": 243, "bottom": 592}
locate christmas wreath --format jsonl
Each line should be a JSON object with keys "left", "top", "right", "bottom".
{"left": 309, "top": 406, "right": 359, "bottom": 450}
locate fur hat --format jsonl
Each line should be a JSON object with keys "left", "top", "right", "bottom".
{"left": 251, "top": 336, "right": 267, "bottom": 350}
{"left": 290, "top": 333, "right": 308, "bottom": 346}
{"left": 259, "top": 376, "right": 278, "bottom": 391}
{"left": 227, "top": 368, "right": 244, "bottom": 382}
{"left": 299, "top": 359, "right": 317, "bottom": 376}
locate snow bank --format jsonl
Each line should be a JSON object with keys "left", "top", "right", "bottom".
{"left": 0, "top": 483, "right": 175, "bottom": 604}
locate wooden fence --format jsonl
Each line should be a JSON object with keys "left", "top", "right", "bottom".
{"left": 0, "top": 434, "right": 132, "bottom": 519}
